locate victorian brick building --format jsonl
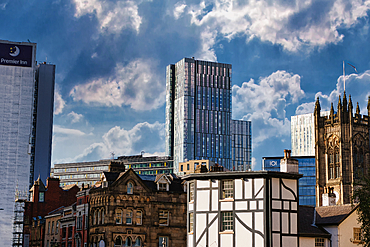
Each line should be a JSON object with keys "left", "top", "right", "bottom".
{"left": 24, "top": 177, "right": 79, "bottom": 247}
{"left": 88, "top": 162, "right": 187, "bottom": 247}
{"left": 314, "top": 93, "right": 370, "bottom": 206}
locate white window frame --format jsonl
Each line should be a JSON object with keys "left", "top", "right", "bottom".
{"left": 159, "top": 210, "right": 169, "bottom": 226}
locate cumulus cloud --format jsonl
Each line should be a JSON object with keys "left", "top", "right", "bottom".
{"left": 54, "top": 91, "right": 65, "bottom": 115}
{"left": 53, "top": 125, "right": 88, "bottom": 136}
{"left": 73, "top": 121, "right": 165, "bottom": 161}
{"left": 173, "top": 2, "right": 187, "bottom": 19}
{"left": 72, "top": 0, "right": 142, "bottom": 33}
{"left": 296, "top": 70, "right": 370, "bottom": 114}
{"left": 186, "top": 0, "right": 370, "bottom": 51}
{"left": 233, "top": 70, "right": 305, "bottom": 147}
{"left": 67, "top": 111, "right": 84, "bottom": 123}
{"left": 70, "top": 59, "right": 166, "bottom": 111}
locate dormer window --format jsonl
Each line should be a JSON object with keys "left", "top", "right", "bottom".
{"left": 127, "top": 182, "right": 133, "bottom": 194}
{"left": 159, "top": 183, "right": 167, "bottom": 191}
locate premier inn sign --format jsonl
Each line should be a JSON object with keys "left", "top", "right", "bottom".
{"left": 0, "top": 42, "right": 33, "bottom": 67}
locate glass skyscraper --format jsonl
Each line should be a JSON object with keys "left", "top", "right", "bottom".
{"left": 165, "top": 58, "right": 232, "bottom": 172}
{"left": 0, "top": 40, "right": 55, "bottom": 246}
{"left": 165, "top": 58, "right": 251, "bottom": 173}
{"left": 231, "top": 120, "right": 252, "bottom": 171}
{"left": 263, "top": 156, "right": 316, "bottom": 206}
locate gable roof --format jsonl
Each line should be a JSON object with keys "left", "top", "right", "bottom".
{"left": 298, "top": 206, "right": 331, "bottom": 238}
{"left": 315, "top": 204, "right": 358, "bottom": 225}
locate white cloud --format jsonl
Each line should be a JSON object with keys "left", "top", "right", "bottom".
{"left": 296, "top": 70, "right": 370, "bottom": 114}
{"left": 70, "top": 59, "right": 165, "bottom": 111}
{"left": 233, "top": 70, "right": 305, "bottom": 147}
{"left": 186, "top": 0, "right": 370, "bottom": 51}
{"left": 54, "top": 91, "right": 65, "bottom": 115}
{"left": 174, "top": 2, "right": 187, "bottom": 19}
{"left": 67, "top": 111, "right": 84, "bottom": 123}
{"left": 53, "top": 125, "right": 87, "bottom": 136}
{"left": 71, "top": 121, "right": 165, "bottom": 161}
{"left": 72, "top": 0, "right": 142, "bottom": 34}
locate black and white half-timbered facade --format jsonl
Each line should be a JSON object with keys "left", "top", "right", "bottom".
{"left": 182, "top": 170, "right": 302, "bottom": 247}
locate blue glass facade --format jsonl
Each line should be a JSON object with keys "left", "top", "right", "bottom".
{"left": 263, "top": 156, "right": 316, "bottom": 206}
{"left": 231, "top": 120, "right": 252, "bottom": 171}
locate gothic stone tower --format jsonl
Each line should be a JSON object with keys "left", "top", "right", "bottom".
{"left": 314, "top": 93, "right": 370, "bottom": 207}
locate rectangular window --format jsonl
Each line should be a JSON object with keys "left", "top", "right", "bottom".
{"left": 159, "top": 183, "right": 167, "bottom": 191}
{"left": 181, "top": 165, "right": 183, "bottom": 171}
{"left": 126, "top": 210, "right": 133, "bottom": 224}
{"left": 221, "top": 180, "right": 233, "bottom": 199}
{"left": 221, "top": 212, "right": 233, "bottom": 231}
{"left": 39, "top": 192, "right": 44, "bottom": 202}
{"left": 315, "top": 238, "right": 325, "bottom": 246}
{"left": 62, "top": 227, "right": 66, "bottom": 239}
{"left": 354, "top": 228, "right": 362, "bottom": 242}
{"left": 115, "top": 209, "right": 122, "bottom": 224}
{"left": 68, "top": 225, "right": 72, "bottom": 239}
{"left": 159, "top": 236, "right": 168, "bottom": 247}
{"left": 189, "top": 182, "right": 194, "bottom": 202}
{"left": 189, "top": 213, "right": 193, "bottom": 232}
{"left": 136, "top": 210, "right": 142, "bottom": 225}
{"left": 159, "top": 210, "right": 169, "bottom": 226}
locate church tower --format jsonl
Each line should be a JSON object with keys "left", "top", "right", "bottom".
{"left": 314, "top": 93, "right": 370, "bottom": 206}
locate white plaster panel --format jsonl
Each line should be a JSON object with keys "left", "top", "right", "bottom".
{"left": 220, "top": 233, "right": 233, "bottom": 247}
{"left": 236, "top": 212, "right": 252, "bottom": 228}
{"left": 284, "top": 201, "right": 290, "bottom": 210}
{"left": 273, "top": 233, "right": 280, "bottom": 247}
{"left": 282, "top": 179, "right": 297, "bottom": 200}
{"left": 235, "top": 201, "right": 247, "bottom": 210}
{"left": 290, "top": 213, "right": 297, "bottom": 234}
{"left": 254, "top": 178, "right": 264, "bottom": 198}
{"left": 258, "top": 200, "right": 264, "bottom": 210}
{"left": 282, "top": 236, "right": 297, "bottom": 247}
{"left": 244, "top": 179, "right": 252, "bottom": 199}
{"left": 255, "top": 233, "right": 264, "bottom": 247}
{"left": 221, "top": 201, "right": 233, "bottom": 211}
{"left": 196, "top": 190, "right": 210, "bottom": 212}
{"left": 272, "top": 212, "right": 280, "bottom": 231}
{"left": 208, "top": 216, "right": 218, "bottom": 247}
{"left": 236, "top": 219, "right": 252, "bottom": 247}
{"left": 250, "top": 201, "right": 256, "bottom": 210}
{"left": 291, "top": 202, "right": 297, "bottom": 211}
{"left": 235, "top": 179, "right": 243, "bottom": 199}
{"left": 196, "top": 214, "right": 206, "bottom": 241}
{"left": 211, "top": 180, "right": 218, "bottom": 188}
{"left": 197, "top": 231, "right": 206, "bottom": 247}
{"left": 197, "top": 180, "right": 210, "bottom": 189}
{"left": 272, "top": 178, "right": 280, "bottom": 199}
{"left": 272, "top": 200, "right": 281, "bottom": 209}
{"left": 188, "top": 234, "right": 193, "bottom": 247}
{"left": 282, "top": 212, "right": 289, "bottom": 234}
{"left": 211, "top": 190, "right": 218, "bottom": 211}
{"left": 189, "top": 203, "right": 193, "bottom": 211}
{"left": 255, "top": 212, "right": 264, "bottom": 234}
{"left": 209, "top": 213, "right": 217, "bottom": 223}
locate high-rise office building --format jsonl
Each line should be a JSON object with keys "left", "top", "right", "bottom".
{"left": 0, "top": 40, "right": 55, "bottom": 246}
{"left": 165, "top": 58, "right": 233, "bottom": 172}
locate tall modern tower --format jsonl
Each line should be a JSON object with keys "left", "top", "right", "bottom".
{"left": 166, "top": 58, "right": 251, "bottom": 173}
{"left": 0, "top": 40, "right": 55, "bottom": 246}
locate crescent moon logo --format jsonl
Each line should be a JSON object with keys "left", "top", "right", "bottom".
{"left": 9, "top": 46, "right": 20, "bottom": 57}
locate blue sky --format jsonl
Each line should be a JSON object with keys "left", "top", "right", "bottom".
{"left": 1, "top": 0, "right": 370, "bottom": 170}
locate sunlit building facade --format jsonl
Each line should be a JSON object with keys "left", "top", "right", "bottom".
{"left": 165, "top": 58, "right": 233, "bottom": 172}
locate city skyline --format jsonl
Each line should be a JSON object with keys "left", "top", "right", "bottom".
{"left": 2, "top": 1, "right": 370, "bottom": 171}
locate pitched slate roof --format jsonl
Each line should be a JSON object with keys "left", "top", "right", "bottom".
{"left": 315, "top": 204, "right": 358, "bottom": 225}
{"left": 298, "top": 206, "right": 331, "bottom": 238}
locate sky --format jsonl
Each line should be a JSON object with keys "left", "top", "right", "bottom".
{"left": 1, "top": 0, "right": 370, "bottom": 170}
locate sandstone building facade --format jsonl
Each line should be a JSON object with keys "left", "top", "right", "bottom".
{"left": 88, "top": 163, "right": 187, "bottom": 247}
{"left": 314, "top": 93, "right": 370, "bottom": 206}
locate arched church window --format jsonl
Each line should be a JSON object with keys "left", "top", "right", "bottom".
{"left": 114, "top": 236, "right": 123, "bottom": 247}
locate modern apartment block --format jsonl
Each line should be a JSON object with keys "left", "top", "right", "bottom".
{"left": 52, "top": 154, "right": 174, "bottom": 187}
{"left": 165, "top": 57, "right": 251, "bottom": 173}
{"left": 0, "top": 40, "right": 55, "bottom": 246}
{"left": 231, "top": 119, "right": 252, "bottom": 171}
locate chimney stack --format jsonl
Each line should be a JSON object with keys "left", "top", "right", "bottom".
{"left": 280, "top": 149, "right": 298, "bottom": 173}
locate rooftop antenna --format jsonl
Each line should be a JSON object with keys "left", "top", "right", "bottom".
{"left": 110, "top": 151, "right": 115, "bottom": 159}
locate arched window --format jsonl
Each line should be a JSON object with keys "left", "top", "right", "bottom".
{"left": 97, "top": 210, "right": 101, "bottom": 225}
{"left": 329, "top": 152, "right": 334, "bottom": 179}
{"left": 335, "top": 150, "right": 340, "bottom": 178}
{"left": 93, "top": 211, "right": 96, "bottom": 225}
{"left": 125, "top": 237, "right": 132, "bottom": 247}
{"left": 136, "top": 210, "right": 142, "bottom": 225}
{"left": 102, "top": 209, "right": 104, "bottom": 224}
{"left": 126, "top": 210, "right": 133, "bottom": 224}
{"left": 115, "top": 209, "right": 123, "bottom": 224}
{"left": 134, "top": 237, "right": 142, "bottom": 247}
{"left": 127, "top": 182, "right": 133, "bottom": 194}
{"left": 114, "top": 236, "right": 123, "bottom": 247}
